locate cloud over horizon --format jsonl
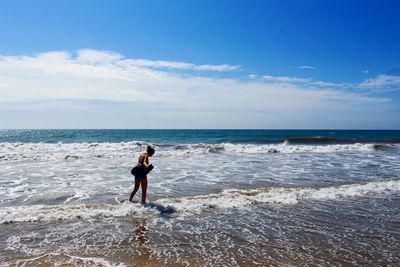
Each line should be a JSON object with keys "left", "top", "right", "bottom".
{"left": 359, "top": 74, "right": 400, "bottom": 92}
{"left": 0, "top": 49, "right": 397, "bottom": 129}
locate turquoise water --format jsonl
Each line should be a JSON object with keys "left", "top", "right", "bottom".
{"left": 1, "top": 129, "right": 400, "bottom": 143}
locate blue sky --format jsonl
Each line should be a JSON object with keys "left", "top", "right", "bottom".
{"left": 0, "top": 0, "right": 399, "bottom": 129}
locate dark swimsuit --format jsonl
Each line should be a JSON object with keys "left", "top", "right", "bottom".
{"left": 134, "top": 154, "right": 148, "bottom": 180}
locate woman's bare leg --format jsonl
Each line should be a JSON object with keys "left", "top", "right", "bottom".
{"left": 140, "top": 178, "right": 148, "bottom": 204}
{"left": 129, "top": 179, "right": 140, "bottom": 202}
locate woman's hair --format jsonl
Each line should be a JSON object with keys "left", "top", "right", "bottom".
{"left": 147, "top": 145, "right": 155, "bottom": 155}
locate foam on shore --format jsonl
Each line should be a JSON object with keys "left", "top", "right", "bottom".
{"left": 11, "top": 253, "right": 126, "bottom": 267}
{"left": 1, "top": 179, "right": 399, "bottom": 224}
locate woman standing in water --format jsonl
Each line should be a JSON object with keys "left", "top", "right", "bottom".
{"left": 129, "top": 145, "right": 155, "bottom": 204}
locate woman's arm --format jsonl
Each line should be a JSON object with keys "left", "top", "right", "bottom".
{"left": 144, "top": 155, "right": 149, "bottom": 167}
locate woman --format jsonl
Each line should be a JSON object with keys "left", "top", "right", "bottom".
{"left": 129, "top": 145, "right": 155, "bottom": 204}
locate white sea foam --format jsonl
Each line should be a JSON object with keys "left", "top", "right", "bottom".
{"left": 0, "top": 141, "right": 147, "bottom": 162}
{"left": 0, "top": 141, "right": 385, "bottom": 162}
{"left": 222, "top": 142, "right": 376, "bottom": 154}
{"left": 158, "top": 179, "right": 400, "bottom": 213}
{"left": 0, "top": 202, "right": 156, "bottom": 224}
{"left": 1, "top": 179, "right": 399, "bottom": 224}
{"left": 157, "top": 142, "right": 380, "bottom": 156}
{"left": 11, "top": 253, "right": 126, "bottom": 267}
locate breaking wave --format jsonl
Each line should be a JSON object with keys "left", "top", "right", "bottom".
{"left": 1, "top": 141, "right": 392, "bottom": 162}
{"left": 0, "top": 202, "right": 156, "bottom": 224}
{"left": 1, "top": 179, "right": 399, "bottom": 224}
{"left": 284, "top": 136, "right": 400, "bottom": 144}
{"left": 161, "top": 142, "right": 394, "bottom": 156}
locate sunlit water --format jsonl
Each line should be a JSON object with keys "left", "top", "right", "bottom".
{"left": 1, "top": 130, "right": 400, "bottom": 266}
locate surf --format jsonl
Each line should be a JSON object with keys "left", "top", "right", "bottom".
{"left": 1, "top": 179, "right": 399, "bottom": 224}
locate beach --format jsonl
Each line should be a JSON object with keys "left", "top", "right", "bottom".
{"left": 1, "top": 129, "right": 400, "bottom": 266}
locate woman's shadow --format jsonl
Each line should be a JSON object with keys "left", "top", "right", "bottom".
{"left": 144, "top": 203, "right": 176, "bottom": 216}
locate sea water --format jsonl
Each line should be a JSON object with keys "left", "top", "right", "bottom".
{"left": 0, "top": 130, "right": 400, "bottom": 266}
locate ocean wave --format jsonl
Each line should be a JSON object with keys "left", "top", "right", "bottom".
{"left": 224, "top": 142, "right": 376, "bottom": 153}
{"left": 283, "top": 136, "right": 400, "bottom": 144}
{"left": 161, "top": 142, "right": 378, "bottom": 155}
{"left": 285, "top": 136, "right": 358, "bottom": 144}
{"left": 372, "top": 144, "right": 397, "bottom": 151}
{"left": 0, "top": 141, "right": 148, "bottom": 162}
{"left": 0, "top": 202, "right": 156, "bottom": 224}
{"left": 1, "top": 179, "right": 399, "bottom": 224}
{"left": 158, "top": 179, "right": 400, "bottom": 212}
{"left": 0, "top": 141, "right": 396, "bottom": 162}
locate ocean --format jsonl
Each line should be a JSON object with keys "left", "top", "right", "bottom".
{"left": 1, "top": 129, "right": 400, "bottom": 266}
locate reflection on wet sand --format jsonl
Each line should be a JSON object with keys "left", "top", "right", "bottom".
{"left": 133, "top": 218, "right": 148, "bottom": 246}
{"left": 129, "top": 218, "right": 156, "bottom": 265}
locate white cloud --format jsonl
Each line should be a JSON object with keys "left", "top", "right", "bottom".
{"left": 64, "top": 49, "right": 240, "bottom": 71}
{"left": 122, "top": 58, "right": 240, "bottom": 71}
{"left": 296, "top": 65, "right": 316, "bottom": 69}
{"left": 260, "top": 75, "right": 346, "bottom": 88}
{"left": 261, "top": 75, "right": 309, "bottom": 83}
{"left": 359, "top": 74, "right": 400, "bottom": 91}
{"left": 76, "top": 49, "right": 123, "bottom": 64}
{"left": 0, "top": 49, "right": 395, "bottom": 128}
